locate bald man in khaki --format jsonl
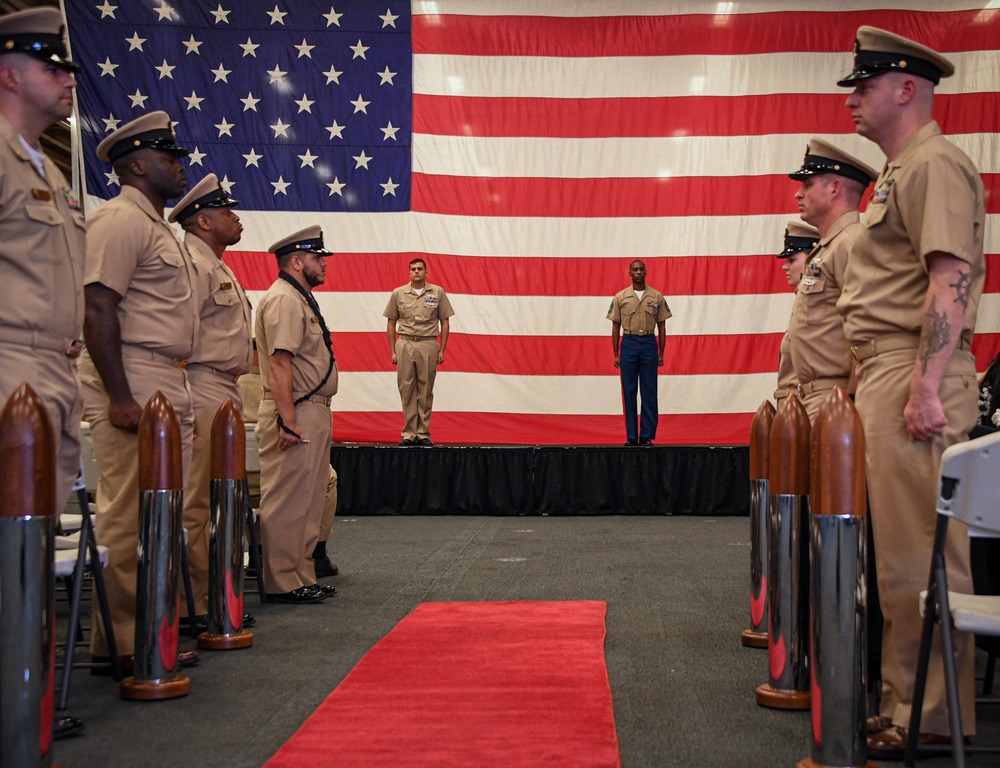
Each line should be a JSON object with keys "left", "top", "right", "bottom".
{"left": 786, "top": 138, "right": 877, "bottom": 421}
{"left": 169, "top": 173, "right": 253, "bottom": 620}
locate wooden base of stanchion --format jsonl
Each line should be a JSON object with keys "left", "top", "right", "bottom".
{"left": 796, "top": 759, "right": 878, "bottom": 768}
{"left": 120, "top": 674, "right": 190, "bottom": 701}
{"left": 198, "top": 629, "right": 254, "bottom": 650}
{"left": 740, "top": 629, "right": 768, "bottom": 648}
{"left": 755, "top": 683, "right": 810, "bottom": 710}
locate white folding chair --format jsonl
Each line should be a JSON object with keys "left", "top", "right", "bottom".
{"left": 906, "top": 430, "right": 1000, "bottom": 766}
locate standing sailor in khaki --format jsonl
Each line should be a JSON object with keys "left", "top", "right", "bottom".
{"left": 836, "top": 27, "right": 985, "bottom": 755}
{"left": 78, "top": 111, "right": 199, "bottom": 663}
{"left": 0, "top": 9, "right": 85, "bottom": 513}
{"left": 0, "top": 7, "right": 88, "bottom": 741}
{"left": 773, "top": 222, "right": 818, "bottom": 408}
{"left": 168, "top": 173, "right": 253, "bottom": 619}
{"left": 255, "top": 226, "right": 338, "bottom": 604}
{"left": 786, "top": 138, "right": 877, "bottom": 421}
{"left": 384, "top": 258, "right": 454, "bottom": 446}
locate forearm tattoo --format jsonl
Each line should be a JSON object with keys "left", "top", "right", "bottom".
{"left": 918, "top": 296, "right": 951, "bottom": 374}
{"left": 950, "top": 270, "right": 972, "bottom": 310}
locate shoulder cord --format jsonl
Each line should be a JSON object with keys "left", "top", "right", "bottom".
{"left": 274, "top": 271, "right": 336, "bottom": 438}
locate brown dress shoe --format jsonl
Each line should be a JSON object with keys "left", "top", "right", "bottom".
{"left": 867, "top": 725, "right": 959, "bottom": 758}
{"left": 867, "top": 715, "right": 892, "bottom": 734}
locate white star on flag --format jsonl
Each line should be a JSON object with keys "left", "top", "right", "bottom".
{"left": 214, "top": 117, "right": 234, "bottom": 137}
{"left": 325, "top": 121, "right": 344, "bottom": 140}
{"left": 326, "top": 178, "right": 345, "bottom": 196}
{"left": 323, "top": 66, "right": 343, "bottom": 85}
{"left": 218, "top": 175, "right": 235, "bottom": 194}
{"left": 350, "top": 40, "right": 369, "bottom": 59}
{"left": 298, "top": 150, "right": 318, "bottom": 168}
{"left": 352, "top": 150, "right": 372, "bottom": 169}
{"left": 182, "top": 35, "right": 203, "bottom": 54}
{"left": 270, "top": 119, "right": 290, "bottom": 137}
{"left": 378, "top": 67, "right": 396, "bottom": 85}
{"left": 128, "top": 89, "right": 148, "bottom": 108}
{"left": 242, "top": 148, "right": 263, "bottom": 167}
{"left": 102, "top": 114, "right": 121, "bottom": 132}
{"left": 350, "top": 94, "right": 370, "bottom": 114}
{"left": 105, "top": 170, "right": 119, "bottom": 186}
{"left": 381, "top": 177, "right": 399, "bottom": 196}
{"left": 155, "top": 60, "right": 176, "bottom": 79}
{"left": 96, "top": 1, "right": 117, "bottom": 19}
{"left": 294, "top": 39, "right": 315, "bottom": 58}
{"left": 267, "top": 5, "right": 287, "bottom": 24}
{"left": 323, "top": 8, "right": 342, "bottom": 26}
{"left": 267, "top": 66, "right": 286, "bottom": 84}
{"left": 188, "top": 147, "right": 206, "bottom": 165}
{"left": 240, "top": 38, "right": 260, "bottom": 56}
{"left": 381, "top": 122, "right": 399, "bottom": 141}
{"left": 295, "top": 94, "right": 315, "bottom": 113}
{"left": 379, "top": 10, "right": 398, "bottom": 28}
{"left": 210, "top": 4, "right": 231, "bottom": 23}
{"left": 156, "top": 3, "right": 174, "bottom": 21}
{"left": 98, "top": 58, "right": 119, "bottom": 77}
{"left": 271, "top": 176, "right": 290, "bottom": 195}
{"left": 125, "top": 33, "right": 145, "bottom": 51}
{"left": 184, "top": 91, "right": 205, "bottom": 110}
{"left": 211, "top": 64, "right": 231, "bottom": 83}
{"left": 241, "top": 92, "right": 260, "bottom": 111}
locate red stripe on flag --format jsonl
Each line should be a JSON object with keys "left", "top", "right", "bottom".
{"left": 413, "top": 11, "right": 1000, "bottom": 57}
{"left": 411, "top": 174, "right": 1000, "bottom": 218}
{"left": 230, "top": 251, "right": 1000, "bottom": 297}
{"left": 333, "top": 333, "right": 783, "bottom": 376}
{"left": 414, "top": 93, "right": 1000, "bottom": 139}
{"left": 333, "top": 411, "right": 754, "bottom": 446}
{"left": 227, "top": 251, "right": 802, "bottom": 295}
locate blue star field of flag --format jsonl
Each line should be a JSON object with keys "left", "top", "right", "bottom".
{"left": 64, "top": 0, "right": 412, "bottom": 212}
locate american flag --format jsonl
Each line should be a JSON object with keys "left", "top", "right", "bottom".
{"left": 65, "top": 0, "right": 1000, "bottom": 446}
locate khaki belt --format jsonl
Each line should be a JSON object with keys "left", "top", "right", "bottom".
{"left": 622, "top": 329, "right": 654, "bottom": 336}
{"left": 849, "top": 333, "right": 969, "bottom": 363}
{"left": 0, "top": 326, "right": 82, "bottom": 357}
{"left": 799, "top": 378, "right": 849, "bottom": 395}
{"left": 186, "top": 362, "right": 241, "bottom": 383}
{"left": 399, "top": 335, "right": 437, "bottom": 342}
{"left": 263, "top": 393, "right": 331, "bottom": 407}
{"left": 121, "top": 344, "right": 188, "bottom": 369}
{"left": 773, "top": 386, "right": 797, "bottom": 399}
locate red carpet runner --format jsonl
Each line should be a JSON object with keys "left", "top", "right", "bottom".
{"left": 265, "top": 600, "right": 621, "bottom": 767}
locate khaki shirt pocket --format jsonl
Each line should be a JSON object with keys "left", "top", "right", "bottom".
{"left": 156, "top": 245, "right": 185, "bottom": 269}
{"left": 24, "top": 203, "right": 64, "bottom": 262}
{"left": 862, "top": 204, "right": 888, "bottom": 229}
{"left": 212, "top": 289, "right": 239, "bottom": 307}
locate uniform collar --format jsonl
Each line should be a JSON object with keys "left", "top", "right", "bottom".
{"left": 0, "top": 113, "right": 46, "bottom": 171}
{"left": 818, "top": 210, "right": 861, "bottom": 247}
{"left": 887, "top": 120, "right": 942, "bottom": 169}
{"left": 120, "top": 183, "right": 168, "bottom": 222}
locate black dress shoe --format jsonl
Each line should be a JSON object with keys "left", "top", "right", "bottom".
{"left": 313, "top": 557, "right": 339, "bottom": 577}
{"left": 417, "top": 437, "right": 433, "bottom": 446}
{"left": 624, "top": 439, "right": 637, "bottom": 446}
{"left": 53, "top": 716, "right": 84, "bottom": 740}
{"left": 267, "top": 587, "right": 326, "bottom": 604}
{"left": 177, "top": 650, "right": 201, "bottom": 667}
{"left": 307, "top": 583, "right": 337, "bottom": 597}
{"left": 399, "top": 438, "right": 415, "bottom": 446}
{"left": 241, "top": 612, "right": 256, "bottom": 628}
{"left": 639, "top": 438, "right": 653, "bottom": 445}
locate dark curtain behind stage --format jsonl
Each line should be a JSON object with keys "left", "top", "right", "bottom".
{"left": 332, "top": 445, "right": 749, "bottom": 516}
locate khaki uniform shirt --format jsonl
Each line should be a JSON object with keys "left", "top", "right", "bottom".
{"left": 186, "top": 235, "right": 253, "bottom": 377}
{"left": 84, "top": 185, "right": 198, "bottom": 359}
{"left": 607, "top": 286, "right": 672, "bottom": 331}
{"left": 838, "top": 121, "right": 985, "bottom": 344}
{"left": 238, "top": 367, "right": 263, "bottom": 422}
{"left": 0, "top": 115, "right": 86, "bottom": 342}
{"left": 788, "top": 211, "right": 858, "bottom": 383}
{"left": 256, "top": 277, "right": 339, "bottom": 399}
{"left": 775, "top": 332, "right": 797, "bottom": 398}
{"left": 384, "top": 283, "right": 455, "bottom": 336}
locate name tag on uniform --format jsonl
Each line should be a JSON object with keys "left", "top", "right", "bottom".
{"left": 221, "top": 281, "right": 233, "bottom": 290}
{"left": 32, "top": 188, "right": 51, "bottom": 201}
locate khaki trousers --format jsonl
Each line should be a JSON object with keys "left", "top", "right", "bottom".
{"left": 855, "top": 347, "right": 977, "bottom": 736}
{"left": 183, "top": 369, "right": 243, "bottom": 617}
{"left": 395, "top": 337, "right": 438, "bottom": 441}
{"left": 78, "top": 351, "right": 194, "bottom": 657}
{"left": 0, "top": 342, "right": 82, "bottom": 513}
{"left": 320, "top": 467, "right": 337, "bottom": 542}
{"left": 256, "top": 400, "right": 332, "bottom": 594}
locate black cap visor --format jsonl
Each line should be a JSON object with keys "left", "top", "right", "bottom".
{"left": 837, "top": 50, "right": 942, "bottom": 87}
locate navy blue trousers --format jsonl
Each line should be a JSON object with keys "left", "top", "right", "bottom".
{"left": 619, "top": 334, "right": 658, "bottom": 441}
